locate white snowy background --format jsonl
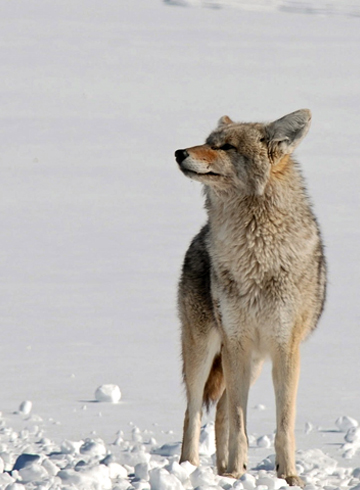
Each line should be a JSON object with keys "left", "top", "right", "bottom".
{"left": 0, "top": 0, "right": 359, "bottom": 488}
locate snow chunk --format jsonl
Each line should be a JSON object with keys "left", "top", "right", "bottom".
{"left": 42, "top": 457, "right": 59, "bottom": 477}
{"left": 219, "top": 475, "right": 238, "bottom": 488}
{"left": 135, "top": 462, "right": 150, "bottom": 480}
{"left": 133, "top": 481, "right": 151, "bottom": 490}
{"left": 336, "top": 416, "right": 359, "bottom": 432}
{"left": 120, "top": 447, "right": 151, "bottom": 466}
{"left": 166, "top": 461, "right": 190, "bottom": 484}
{"left": 132, "top": 426, "right": 143, "bottom": 443}
{"left": 257, "top": 435, "right": 271, "bottom": 448}
{"left": 0, "top": 473, "right": 15, "bottom": 487}
{"left": 255, "top": 454, "right": 276, "bottom": 471}
{"left": 59, "top": 465, "right": 112, "bottom": 489}
{"left": 149, "top": 467, "right": 183, "bottom": 490}
{"left": 233, "top": 482, "right": 244, "bottom": 490}
{"left": 152, "top": 442, "right": 181, "bottom": 457}
{"left": 274, "top": 478, "right": 288, "bottom": 489}
{"left": 109, "top": 462, "right": 128, "bottom": 479}
{"left": 345, "top": 427, "right": 360, "bottom": 443}
{"left": 6, "top": 484, "right": 27, "bottom": 490}
{"left": 190, "top": 466, "right": 216, "bottom": 487}
{"left": 257, "top": 475, "right": 277, "bottom": 490}
{"left": 114, "top": 480, "right": 133, "bottom": 490}
{"left": 342, "top": 444, "right": 357, "bottom": 459}
{"left": 95, "top": 384, "right": 121, "bottom": 403}
{"left": 240, "top": 473, "right": 256, "bottom": 490}
{"left": 18, "top": 401, "right": 32, "bottom": 416}
{"left": 256, "top": 485, "right": 269, "bottom": 490}
{"left": 11, "top": 454, "right": 48, "bottom": 484}
{"left": 80, "top": 438, "right": 107, "bottom": 459}
{"left": 18, "top": 463, "right": 48, "bottom": 483}
{"left": 180, "top": 460, "right": 197, "bottom": 476}
{"left": 297, "top": 448, "right": 338, "bottom": 475}
{"left": 199, "top": 422, "right": 216, "bottom": 456}
{"left": 61, "top": 439, "right": 83, "bottom": 454}
{"left": 254, "top": 404, "right": 266, "bottom": 410}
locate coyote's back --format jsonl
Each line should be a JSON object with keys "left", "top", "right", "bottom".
{"left": 175, "top": 110, "right": 326, "bottom": 487}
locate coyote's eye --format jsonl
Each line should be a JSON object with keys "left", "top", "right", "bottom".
{"left": 219, "top": 143, "right": 236, "bottom": 151}
{"left": 259, "top": 137, "right": 266, "bottom": 143}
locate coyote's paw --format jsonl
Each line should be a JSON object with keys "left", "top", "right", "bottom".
{"left": 222, "top": 472, "right": 238, "bottom": 479}
{"left": 217, "top": 465, "right": 228, "bottom": 476}
{"left": 221, "top": 471, "right": 244, "bottom": 480}
{"left": 222, "top": 466, "right": 246, "bottom": 480}
{"left": 284, "top": 475, "right": 305, "bottom": 488}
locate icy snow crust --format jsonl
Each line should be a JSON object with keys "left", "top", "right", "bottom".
{"left": 1, "top": 0, "right": 360, "bottom": 489}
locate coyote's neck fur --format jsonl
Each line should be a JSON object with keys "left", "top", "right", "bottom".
{"left": 204, "top": 157, "right": 317, "bottom": 302}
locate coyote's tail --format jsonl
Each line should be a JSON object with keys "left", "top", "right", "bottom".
{"left": 203, "top": 354, "right": 225, "bottom": 411}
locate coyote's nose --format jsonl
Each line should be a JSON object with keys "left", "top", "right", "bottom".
{"left": 175, "top": 149, "right": 189, "bottom": 164}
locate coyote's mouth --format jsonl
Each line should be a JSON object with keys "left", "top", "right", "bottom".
{"left": 179, "top": 165, "right": 220, "bottom": 178}
{"left": 184, "top": 169, "right": 220, "bottom": 177}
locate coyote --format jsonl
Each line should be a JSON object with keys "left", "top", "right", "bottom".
{"left": 175, "top": 110, "right": 326, "bottom": 487}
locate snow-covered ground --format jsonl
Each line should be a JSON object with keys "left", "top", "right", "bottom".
{"left": 0, "top": 0, "right": 359, "bottom": 488}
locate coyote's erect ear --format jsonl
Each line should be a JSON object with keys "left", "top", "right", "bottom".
{"left": 266, "top": 109, "right": 312, "bottom": 163}
{"left": 217, "top": 115, "right": 234, "bottom": 127}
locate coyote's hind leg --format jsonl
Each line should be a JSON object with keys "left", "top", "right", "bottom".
{"left": 180, "top": 327, "right": 221, "bottom": 466}
{"left": 215, "top": 390, "right": 228, "bottom": 475}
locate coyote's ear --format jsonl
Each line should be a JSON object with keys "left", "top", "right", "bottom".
{"left": 217, "top": 115, "right": 233, "bottom": 127}
{"left": 266, "top": 109, "right": 311, "bottom": 163}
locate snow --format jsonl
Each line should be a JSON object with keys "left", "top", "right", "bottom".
{"left": 95, "top": 385, "right": 122, "bottom": 403}
{"left": 2, "top": 414, "right": 360, "bottom": 489}
{"left": 336, "top": 416, "right": 359, "bottom": 433}
{"left": 0, "top": 0, "right": 359, "bottom": 488}
{"left": 17, "top": 402, "right": 32, "bottom": 417}
{"left": 256, "top": 436, "right": 272, "bottom": 449}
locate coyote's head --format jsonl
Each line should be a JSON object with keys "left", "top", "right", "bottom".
{"left": 175, "top": 109, "right": 311, "bottom": 196}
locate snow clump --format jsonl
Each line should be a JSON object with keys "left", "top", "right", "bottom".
{"left": 95, "top": 384, "right": 122, "bottom": 403}
{"left": 17, "top": 401, "right": 32, "bottom": 416}
{"left": 335, "top": 415, "right": 359, "bottom": 432}
{"left": 199, "top": 422, "right": 216, "bottom": 456}
{"left": 256, "top": 435, "right": 272, "bottom": 448}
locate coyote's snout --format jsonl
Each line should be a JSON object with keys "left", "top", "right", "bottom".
{"left": 175, "top": 110, "right": 326, "bottom": 487}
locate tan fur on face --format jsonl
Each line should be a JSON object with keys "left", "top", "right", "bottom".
{"left": 176, "top": 110, "right": 326, "bottom": 487}
{"left": 187, "top": 146, "right": 218, "bottom": 164}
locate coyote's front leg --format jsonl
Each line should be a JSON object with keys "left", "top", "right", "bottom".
{"left": 272, "top": 343, "right": 304, "bottom": 488}
{"left": 221, "top": 338, "right": 252, "bottom": 479}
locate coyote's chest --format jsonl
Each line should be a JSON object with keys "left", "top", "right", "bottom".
{"left": 208, "top": 207, "right": 300, "bottom": 314}
{"left": 212, "top": 211, "right": 285, "bottom": 273}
